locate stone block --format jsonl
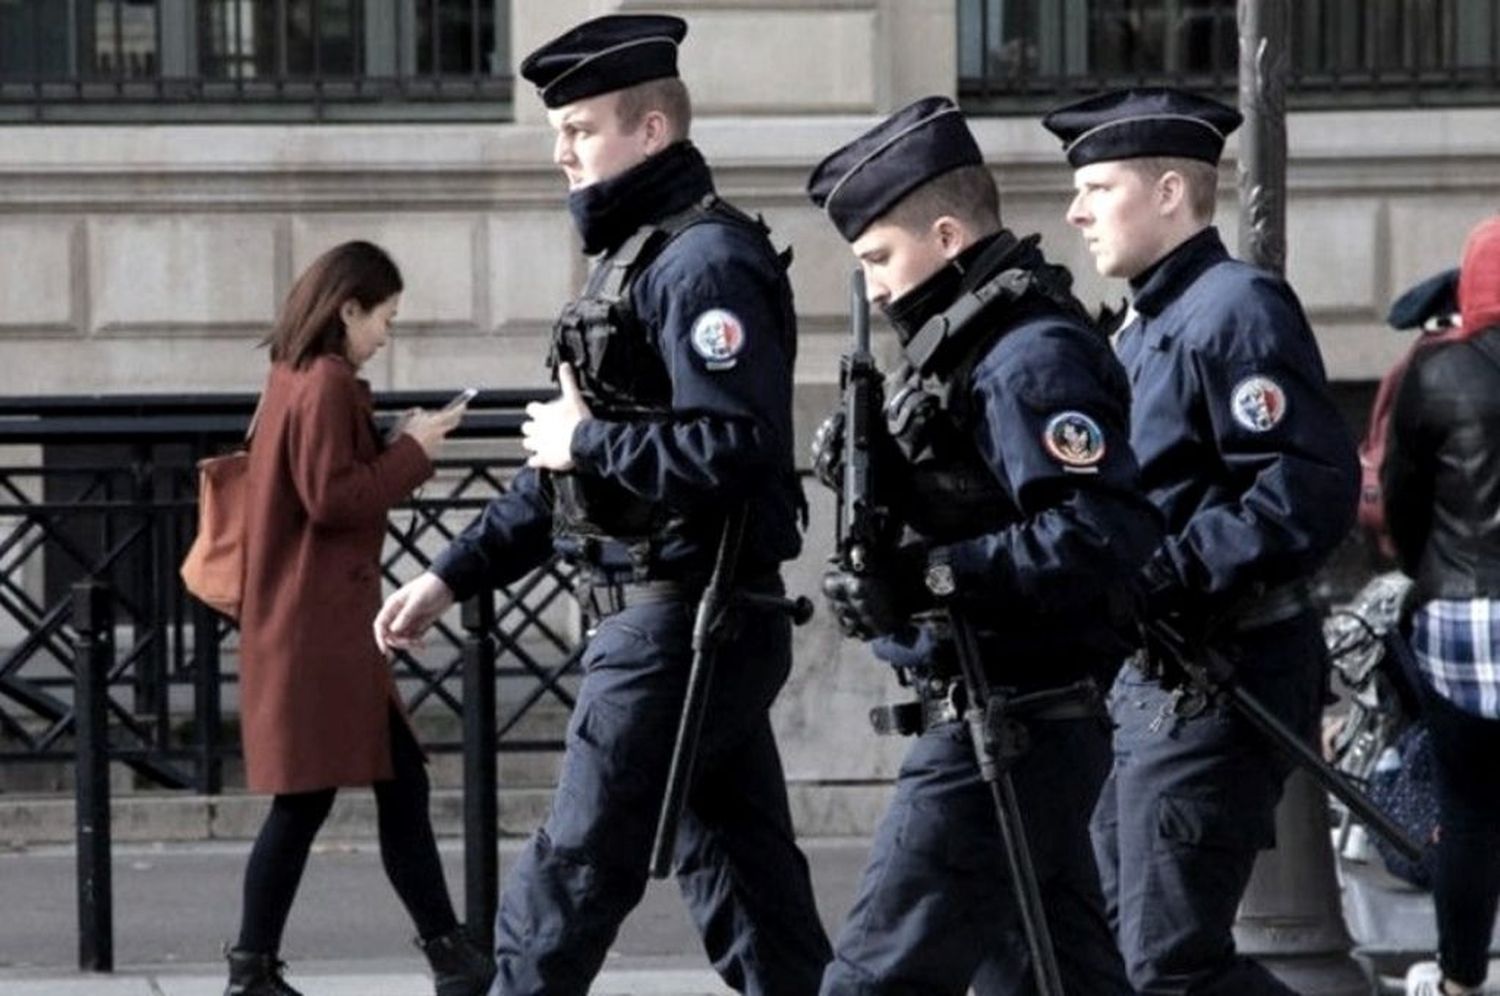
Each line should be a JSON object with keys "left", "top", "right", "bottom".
{"left": 89, "top": 216, "right": 278, "bottom": 332}
{"left": 0, "top": 219, "right": 76, "bottom": 330}
{"left": 387, "top": 330, "right": 551, "bottom": 390}
{"left": 671, "top": 6, "right": 879, "bottom": 114}
{"left": 0, "top": 338, "right": 271, "bottom": 394}
{"left": 1287, "top": 198, "right": 1379, "bottom": 314}
{"left": 1388, "top": 196, "right": 1493, "bottom": 301}
{"left": 765, "top": 205, "right": 860, "bottom": 321}
{"left": 487, "top": 210, "right": 580, "bottom": 325}
{"left": 292, "top": 216, "right": 480, "bottom": 327}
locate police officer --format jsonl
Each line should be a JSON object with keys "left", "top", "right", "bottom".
{"left": 374, "top": 15, "right": 831, "bottom": 996}
{"left": 806, "top": 96, "right": 1161, "bottom": 995}
{"left": 1043, "top": 88, "right": 1361, "bottom": 995}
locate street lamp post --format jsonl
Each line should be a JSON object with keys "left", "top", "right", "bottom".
{"left": 1234, "top": 1, "right": 1371, "bottom": 992}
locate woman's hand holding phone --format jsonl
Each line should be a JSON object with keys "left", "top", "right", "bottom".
{"left": 403, "top": 389, "right": 474, "bottom": 458}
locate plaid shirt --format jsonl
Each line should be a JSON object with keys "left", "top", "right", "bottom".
{"left": 1412, "top": 599, "right": 1500, "bottom": 720}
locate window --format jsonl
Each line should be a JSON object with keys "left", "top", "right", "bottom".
{"left": 960, "top": 0, "right": 1500, "bottom": 114}
{"left": 0, "top": 0, "right": 511, "bottom": 122}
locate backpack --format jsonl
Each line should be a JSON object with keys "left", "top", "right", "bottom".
{"left": 1357, "top": 269, "right": 1461, "bottom": 558}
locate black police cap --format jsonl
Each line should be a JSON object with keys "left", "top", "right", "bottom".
{"left": 1387, "top": 268, "right": 1460, "bottom": 330}
{"left": 806, "top": 96, "right": 983, "bottom": 242}
{"left": 520, "top": 14, "right": 687, "bottom": 109}
{"left": 1042, "top": 87, "right": 1242, "bottom": 168}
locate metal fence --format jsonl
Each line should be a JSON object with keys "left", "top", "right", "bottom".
{"left": 0, "top": 389, "right": 580, "bottom": 784}
{"left": 960, "top": 0, "right": 1500, "bottom": 114}
{"left": 0, "top": 389, "right": 582, "bottom": 968}
{"left": 0, "top": 0, "right": 512, "bottom": 122}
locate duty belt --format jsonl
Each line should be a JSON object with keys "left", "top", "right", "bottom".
{"left": 582, "top": 571, "right": 782, "bottom": 622}
{"left": 869, "top": 677, "right": 1106, "bottom": 737}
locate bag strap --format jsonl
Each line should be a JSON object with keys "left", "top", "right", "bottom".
{"left": 243, "top": 390, "right": 267, "bottom": 447}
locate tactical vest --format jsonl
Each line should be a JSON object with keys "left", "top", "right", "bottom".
{"left": 886, "top": 244, "right": 1094, "bottom": 544}
{"left": 547, "top": 195, "right": 788, "bottom": 566}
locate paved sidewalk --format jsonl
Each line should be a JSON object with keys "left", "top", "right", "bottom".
{"left": 1, "top": 837, "right": 866, "bottom": 995}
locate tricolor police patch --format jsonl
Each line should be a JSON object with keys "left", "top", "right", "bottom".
{"left": 1043, "top": 412, "right": 1106, "bottom": 472}
{"left": 1231, "top": 375, "right": 1288, "bottom": 432}
{"left": 690, "top": 309, "right": 746, "bottom": 370}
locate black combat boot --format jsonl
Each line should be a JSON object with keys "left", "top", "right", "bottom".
{"left": 416, "top": 925, "right": 496, "bottom": 996}
{"left": 223, "top": 946, "right": 303, "bottom": 996}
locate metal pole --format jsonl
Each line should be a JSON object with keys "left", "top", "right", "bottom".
{"left": 1234, "top": 3, "right": 1369, "bottom": 992}
{"left": 461, "top": 591, "right": 498, "bottom": 949}
{"left": 73, "top": 581, "right": 114, "bottom": 973}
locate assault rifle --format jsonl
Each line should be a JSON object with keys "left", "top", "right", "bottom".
{"left": 832, "top": 269, "right": 1064, "bottom": 996}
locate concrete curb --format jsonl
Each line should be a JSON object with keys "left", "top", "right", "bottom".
{"left": 0, "top": 781, "right": 894, "bottom": 846}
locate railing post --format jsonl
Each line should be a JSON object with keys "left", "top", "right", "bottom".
{"left": 192, "top": 598, "right": 223, "bottom": 795}
{"left": 73, "top": 580, "right": 114, "bottom": 973}
{"left": 461, "top": 589, "right": 498, "bottom": 949}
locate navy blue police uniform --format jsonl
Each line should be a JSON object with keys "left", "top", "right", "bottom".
{"left": 430, "top": 16, "right": 831, "bottom": 996}
{"left": 1044, "top": 88, "right": 1361, "bottom": 995}
{"left": 807, "top": 96, "right": 1161, "bottom": 996}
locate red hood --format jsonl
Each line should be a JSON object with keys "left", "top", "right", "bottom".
{"left": 1459, "top": 215, "right": 1500, "bottom": 338}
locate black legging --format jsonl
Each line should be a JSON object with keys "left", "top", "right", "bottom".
{"left": 236, "top": 708, "right": 460, "bottom": 954}
{"left": 1422, "top": 684, "right": 1500, "bottom": 989}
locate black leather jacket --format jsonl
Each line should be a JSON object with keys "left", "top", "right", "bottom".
{"left": 1384, "top": 325, "right": 1500, "bottom": 598}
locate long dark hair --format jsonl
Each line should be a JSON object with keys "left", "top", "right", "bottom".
{"left": 263, "top": 241, "right": 403, "bottom": 368}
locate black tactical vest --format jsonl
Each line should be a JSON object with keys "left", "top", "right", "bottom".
{"left": 885, "top": 250, "right": 1094, "bottom": 544}
{"left": 547, "top": 195, "right": 785, "bottom": 563}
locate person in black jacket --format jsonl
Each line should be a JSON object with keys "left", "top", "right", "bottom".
{"left": 1385, "top": 215, "right": 1500, "bottom": 996}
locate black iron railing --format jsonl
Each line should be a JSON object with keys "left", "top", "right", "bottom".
{"left": 0, "top": 389, "right": 575, "bottom": 968}
{"left": 0, "top": 0, "right": 512, "bottom": 122}
{"left": 960, "top": 0, "right": 1500, "bottom": 114}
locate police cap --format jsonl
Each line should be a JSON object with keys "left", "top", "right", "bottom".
{"left": 1387, "top": 268, "right": 1460, "bottom": 330}
{"left": 806, "top": 96, "right": 983, "bottom": 242}
{"left": 1042, "top": 87, "right": 1242, "bottom": 168}
{"left": 520, "top": 14, "right": 687, "bottom": 109}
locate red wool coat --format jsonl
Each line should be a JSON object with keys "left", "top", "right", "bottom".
{"left": 237, "top": 355, "right": 432, "bottom": 794}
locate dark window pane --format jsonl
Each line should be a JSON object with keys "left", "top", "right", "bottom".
{"left": 90, "top": 0, "right": 159, "bottom": 79}
{"left": 0, "top": 0, "right": 71, "bottom": 79}
{"left": 199, "top": 0, "right": 357, "bottom": 80}
{"left": 417, "top": 0, "right": 496, "bottom": 76}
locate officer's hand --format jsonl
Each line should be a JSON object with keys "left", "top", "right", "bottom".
{"left": 810, "top": 410, "right": 845, "bottom": 492}
{"left": 823, "top": 570, "right": 905, "bottom": 640}
{"left": 374, "top": 572, "right": 455, "bottom": 656}
{"left": 522, "top": 363, "right": 593, "bottom": 471}
{"left": 1134, "top": 557, "right": 1188, "bottom": 621}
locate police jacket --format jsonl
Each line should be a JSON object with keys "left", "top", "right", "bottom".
{"left": 1116, "top": 227, "right": 1358, "bottom": 615}
{"left": 1384, "top": 326, "right": 1500, "bottom": 600}
{"left": 876, "top": 233, "right": 1161, "bottom": 688}
{"left": 432, "top": 143, "right": 802, "bottom": 596}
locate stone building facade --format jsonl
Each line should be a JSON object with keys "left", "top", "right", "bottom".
{"left": 1, "top": 0, "right": 1496, "bottom": 819}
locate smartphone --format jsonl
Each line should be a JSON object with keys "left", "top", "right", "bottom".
{"left": 441, "top": 387, "right": 479, "bottom": 413}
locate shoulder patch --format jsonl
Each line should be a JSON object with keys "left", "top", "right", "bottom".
{"left": 1230, "top": 375, "right": 1288, "bottom": 432}
{"left": 1042, "top": 411, "right": 1106, "bottom": 472}
{"left": 690, "top": 309, "right": 746, "bottom": 371}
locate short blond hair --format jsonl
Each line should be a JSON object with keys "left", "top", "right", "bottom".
{"left": 614, "top": 77, "right": 692, "bottom": 142}
{"left": 1127, "top": 157, "right": 1220, "bottom": 221}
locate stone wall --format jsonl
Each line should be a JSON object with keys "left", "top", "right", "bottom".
{"left": 2, "top": 0, "right": 1498, "bottom": 799}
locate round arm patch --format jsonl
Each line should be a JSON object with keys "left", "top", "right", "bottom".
{"left": 1230, "top": 375, "right": 1288, "bottom": 432}
{"left": 1043, "top": 411, "right": 1106, "bottom": 472}
{"left": 690, "top": 308, "right": 746, "bottom": 371}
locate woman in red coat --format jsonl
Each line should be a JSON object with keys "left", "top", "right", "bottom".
{"left": 225, "top": 241, "right": 493, "bottom": 996}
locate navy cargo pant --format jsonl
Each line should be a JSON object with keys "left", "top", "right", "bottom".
{"left": 1090, "top": 613, "right": 1326, "bottom": 995}
{"left": 821, "top": 709, "right": 1133, "bottom": 996}
{"left": 490, "top": 595, "right": 832, "bottom": 996}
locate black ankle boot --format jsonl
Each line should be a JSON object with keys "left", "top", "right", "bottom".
{"left": 417, "top": 926, "right": 496, "bottom": 996}
{"left": 223, "top": 946, "right": 303, "bottom": 996}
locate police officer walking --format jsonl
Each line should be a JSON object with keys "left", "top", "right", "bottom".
{"left": 806, "top": 96, "right": 1161, "bottom": 995}
{"left": 1043, "top": 88, "right": 1360, "bottom": 995}
{"left": 374, "top": 15, "right": 831, "bottom": 996}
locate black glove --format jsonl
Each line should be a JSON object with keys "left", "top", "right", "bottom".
{"left": 822, "top": 544, "right": 932, "bottom": 640}
{"left": 810, "top": 409, "right": 844, "bottom": 493}
{"left": 1135, "top": 556, "right": 1188, "bottom": 620}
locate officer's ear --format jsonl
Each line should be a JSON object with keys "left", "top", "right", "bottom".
{"left": 1155, "top": 169, "right": 1189, "bottom": 219}
{"left": 932, "top": 216, "right": 969, "bottom": 261}
{"left": 639, "top": 109, "right": 673, "bottom": 156}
